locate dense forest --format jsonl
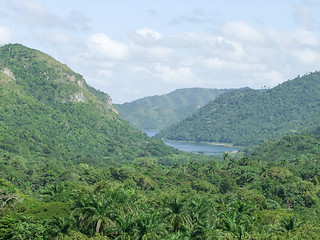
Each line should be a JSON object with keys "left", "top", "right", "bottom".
{"left": 156, "top": 73, "right": 320, "bottom": 146}
{"left": 116, "top": 88, "right": 232, "bottom": 131}
{"left": 0, "top": 44, "right": 178, "bottom": 168}
{"left": 1, "top": 44, "right": 320, "bottom": 239}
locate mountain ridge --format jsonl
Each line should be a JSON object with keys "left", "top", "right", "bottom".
{"left": 156, "top": 72, "right": 320, "bottom": 146}
{"left": 117, "top": 87, "right": 233, "bottom": 130}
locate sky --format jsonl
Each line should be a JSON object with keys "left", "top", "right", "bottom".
{"left": 1, "top": 0, "right": 320, "bottom": 103}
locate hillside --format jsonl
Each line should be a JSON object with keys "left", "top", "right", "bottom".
{"left": 2, "top": 44, "right": 320, "bottom": 239}
{"left": 0, "top": 44, "right": 177, "bottom": 172}
{"left": 116, "top": 88, "right": 232, "bottom": 130}
{"left": 157, "top": 72, "right": 320, "bottom": 146}
{"left": 246, "top": 127, "right": 320, "bottom": 162}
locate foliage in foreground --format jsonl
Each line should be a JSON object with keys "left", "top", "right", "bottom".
{"left": 1, "top": 145, "right": 320, "bottom": 239}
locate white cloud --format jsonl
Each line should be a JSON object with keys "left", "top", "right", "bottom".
{"left": 136, "top": 28, "right": 163, "bottom": 40}
{"left": 130, "top": 65, "right": 149, "bottom": 74}
{"left": 86, "top": 33, "right": 130, "bottom": 61}
{"left": 15, "top": 0, "right": 47, "bottom": 16}
{"left": 198, "top": 57, "right": 266, "bottom": 72}
{"left": 291, "top": 29, "right": 319, "bottom": 46}
{"left": 11, "top": 0, "right": 63, "bottom": 28}
{"left": 154, "top": 63, "right": 197, "bottom": 85}
{"left": 291, "top": 48, "right": 320, "bottom": 65}
{"left": 43, "top": 32, "right": 76, "bottom": 46}
{"left": 0, "top": 26, "right": 13, "bottom": 45}
{"left": 131, "top": 43, "right": 173, "bottom": 62}
{"left": 252, "top": 71, "right": 285, "bottom": 87}
{"left": 292, "top": 4, "right": 319, "bottom": 30}
{"left": 98, "top": 69, "right": 113, "bottom": 78}
{"left": 8, "top": 0, "right": 90, "bottom": 31}
{"left": 221, "top": 21, "right": 265, "bottom": 43}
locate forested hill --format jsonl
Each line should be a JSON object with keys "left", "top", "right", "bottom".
{"left": 0, "top": 44, "right": 177, "bottom": 167}
{"left": 116, "top": 88, "right": 232, "bottom": 130}
{"left": 3, "top": 44, "right": 320, "bottom": 239}
{"left": 157, "top": 72, "right": 320, "bottom": 146}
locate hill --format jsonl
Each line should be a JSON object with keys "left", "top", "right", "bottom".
{"left": 0, "top": 44, "right": 177, "bottom": 173}
{"left": 156, "top": 72, "right": 320, "bottom": 146}
{"left": 2, "top": 44, "right": 320, "bottom": 239}
{"left": 246, "top": 127, "right": 320, "bottom": 162}
{"left": 116, "top": 88, "right": 232, "bottom": 130}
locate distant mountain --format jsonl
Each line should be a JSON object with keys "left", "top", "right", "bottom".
{"left": 116, "top": 88, "right": 232, "bottom": 130}
{"left": 156, "top": 72, "right": 320, "bottom": 146}
{"left": 0, "top": 44, "right": 177, "bottom": 168}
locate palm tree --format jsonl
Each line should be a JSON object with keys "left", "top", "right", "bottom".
{"left": 47, "top": 217, "right": 71, "bottom": 240}
{"left": 105, "top": 213, "right": 137, "bottom": 239}
{"left": 218, "top": 211, "right": 245, "bottom": 240}
{"left": 191, "top": 220, "right": 219, "bottom": 240}
{"left": 222, "top": 153, "right": 231, "bottom": 169}
{"left": 41, "top": 182, "right": 64, "bottom": 196}
{"left": 134, "top": 212, "right": 167, "bottom": 240}
{"left": 71, "top": 195, "right": 90, "bottom": 230}
{"left": 217, "top": 199, "right": 256, "bottom": 240}
{"left": 187, "top": 197, "right": 216, "bottom": 224}
{"left": 163, "top": 197, "right": 192, "bottom": 233}
{"left": 71, "top": 187, "right": 139, "bottom": 236}
{"left": 278, "top": 216, "right": 301, "bottom": 235}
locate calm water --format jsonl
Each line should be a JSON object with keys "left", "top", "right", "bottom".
{"left": 144, "top": 131, "right": 239, "bottom": 155}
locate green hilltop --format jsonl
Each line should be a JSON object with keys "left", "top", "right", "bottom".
{"left": 116, "top": 88, "right": 232, "bottom": 130}
{"left": 0, "top": 44, "right": 177, "bottom": 170}
{"left": 157, "top": 73, "right": 320, "bottom": 146}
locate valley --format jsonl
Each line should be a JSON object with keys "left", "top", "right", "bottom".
{"left": 145, "top": 131, "right": 239, "bottom": 155}
{"left": 1, "top": 44, "right": 320, "bottom": 239}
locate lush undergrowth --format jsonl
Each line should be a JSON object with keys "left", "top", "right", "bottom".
{"left": 1, "top": 148, "right": 320, "bottom": 239}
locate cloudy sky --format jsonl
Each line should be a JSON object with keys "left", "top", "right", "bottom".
{"left": 1, "top": 0, "right": 320, "bottom": 103}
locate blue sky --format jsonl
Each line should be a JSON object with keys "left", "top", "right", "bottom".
{"left": 1, "top": 0, "right": 320, "bottom": 103}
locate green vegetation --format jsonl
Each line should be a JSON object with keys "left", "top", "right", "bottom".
{"left": 247, "top": 128, "right": 320, "bottom": 162}
{"left": 1, "top": 44, "right": 320, "bottom": 239}
{"left": 2, "top": 136, "right": 320, "bottom": 239}
{"left": 116, "top": 88, "right": 231, "bottom": 130}
{"left": 0, "top": 44, "right": 178, "bottom": 169}
{"left": 157, "top": 74, "right": 320, "bottom": 146}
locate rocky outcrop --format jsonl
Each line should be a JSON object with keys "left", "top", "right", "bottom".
{"left": 1, "top": 68, "right": 15, "bottom": 80}
{"left": 68, "top": 91, "right": 87, "bottom": 103}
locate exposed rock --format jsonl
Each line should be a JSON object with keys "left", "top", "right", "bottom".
{"left": 67, "top": 74, "right": 85, "bottom": 87}
{"left": 1, "top": 68, "right": 15, "bottom": 80}
{"left": 69, "top": 91, "right": 86, "bottom": 103}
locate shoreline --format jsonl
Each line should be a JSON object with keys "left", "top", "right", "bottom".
{"left": 164, "top": 139, "right": 240, "bottom": 148}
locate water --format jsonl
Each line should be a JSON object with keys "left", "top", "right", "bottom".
{"left": 144, "top": 131, "right": 239, "bottom": 155}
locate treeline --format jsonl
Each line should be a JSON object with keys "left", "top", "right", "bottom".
{"left": 157, "top": 72, "right": 320, "bottom": 146}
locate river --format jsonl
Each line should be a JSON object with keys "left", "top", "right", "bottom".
{"left": 144, "top": 131, "right": 239, "bottom": 156}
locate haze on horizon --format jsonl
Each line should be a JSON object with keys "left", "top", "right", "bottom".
{"left": 0, "top": 0, "right": 320, "bottom": 103}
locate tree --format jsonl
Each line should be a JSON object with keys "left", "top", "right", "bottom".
{"left": 163, "top": 197, "right": 192, "bottom": 233}
{"left": 105, "top": 214, "right": 136, "bottom": 239}
{"left": 134, "top": 212, "right": 167, "bottom": 240}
